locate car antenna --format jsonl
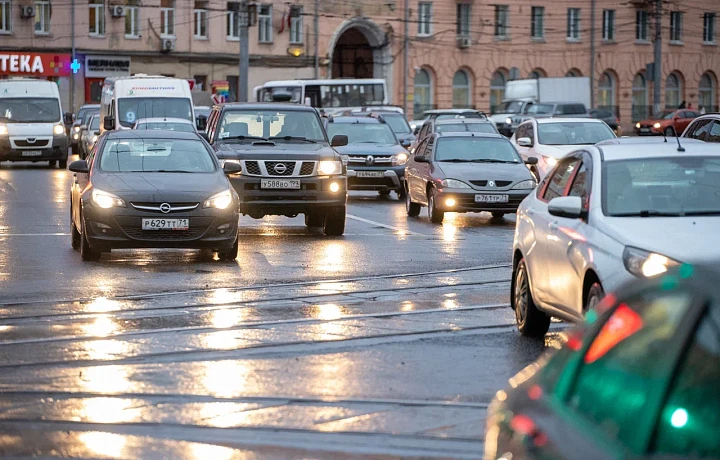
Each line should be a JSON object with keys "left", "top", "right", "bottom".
{"left": 673, "top": 127, "right": 685, "bottom": 152}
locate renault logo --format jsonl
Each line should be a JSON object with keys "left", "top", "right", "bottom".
{"left": 366, "top": 155, "right": 375, "bottom": 165}
{"left": 274, "top": 163, "right": 288, "bottom": 174}
{"left": 488, "top": 181, "right": 495, "bottom": 187}
{"left": 159, "top": 203, "right": 172, "bottom": 213}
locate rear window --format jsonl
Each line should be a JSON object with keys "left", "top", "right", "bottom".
{"left": 326, "top": 122, "right": 397, "bottom": 145}
{"left": 436, "top": 123, "right": 497, "bottom": 134}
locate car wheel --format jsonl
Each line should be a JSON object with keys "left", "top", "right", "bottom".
{"left": 218, "top": 237, "right": 239, "bottom": 262}
{"left": 379, "top": 190, "right": 391, "bottom": 197}
{"left": 305, "top": 212, "right": 323, "bottom": 227}
{"left": 59, "top": 159, "right": 68, "bottom": 169}
{"left": 428, "top": 189, "right": 444, "bottom": 224}
{"left": 664, "top": 127, "right": 675, "bottom": 137}
{"left": 491, "top": 212, "right": 505, "bottom": 219}
{"left": 323, "top": 206, "right": 346, "bottom": 236}
{"left": 80, "top": 211, "right": 101, "bottom": 262}
{"left": 48, "top": 160, "right": 57, "bottom": 168}
{"left": 585, "top": 282, "right": 605, "bottom": 312}
{"left": 397, "top": 185, "right": 407, "bottom": 200}
{"left": 406, "top": 187, "right": 421, "bottom": 217}
{"left": 513, "top": 258, "right": 550, "bottom": 337}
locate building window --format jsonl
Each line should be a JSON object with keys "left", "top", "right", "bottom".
{"left": 699, "top": 73, "right": 716, "bottom": 113}
{"left": 194, "top": 2, "right": 208, "bottom": 39}
{"left": 598, "top": 71, "right": 616, "bottom": 110}
{"left": 289, "top": 5, "right": 302, "bottom": 44}
{"left": 636, "top": 10, "right": 648, "bottom": 41}
{"left": 125, "top": 1, "right": 140, "bottom": 37}
{"left": 452, "top": 70, "right": 471, "bottom": 108}
{"left": 531, "top": 6, "right": 544, "bottom": 39}
{"left": 494, "top": 5, "right": 509, "bottom": 38}
{"left": 529, "top": 68, "right": 545, "bottom": 79}
{"left": 703, "top": 12, "right": 716, "bottom": 43}
{"left": 632, "top": 73, "right": 648, "bottom": 121}
{"left": 193, "top": 75, "right": 207, "bottom": 91}
{"left": 566, "top": 69, "right": 582, "bottom": 77}
{"left": 602, "top": 9, "right": 615, "bottom": 41}
{"left": 88, "top": 0, "right": 104, "bottom": 36}
{"left": 456, "top": 3, "right": 470, "bottom": 37}
{"left": 418, "top": 2, "right": 432, "bottom": 36}
{"left": 258, "top": 4, "right": 272, "bottom": 43}
{"left": 567, "top": 8, "right": 580, "bottom": 40}
{"left": 413, "top": 68, "right": 433, "bottom": 117}
{"left": 490, "top": 70, "right": 506, "bottom": 113}
{"left": 670, "top": 11, "right": 683, "bottom": 42}
{"left": 160, "top": 0, "right": 175, "bottom": 37}
{"left": 227, "top": 2, "right": 238, "bottom": 39}
{"left": 35, "top": 0, "right": 51, "bottom": 34}
{"left": 0, "top": 0, "right": 11, "bottom": 33}
{"left": 665, "top": 73, "right": 682, "bottom": 109}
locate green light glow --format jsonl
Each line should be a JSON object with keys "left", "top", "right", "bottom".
{"left": 670, "top": 408, "right": 688, "bottom": 428}
{"left": 679, "top": 263, "right": 694, "bottom": 279}
{"left": 585, "top": 309, "right": 598, "bottom": 324}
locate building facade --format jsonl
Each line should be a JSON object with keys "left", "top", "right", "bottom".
{"left": 0, "top": 0, "right": 717, "bottom": 132}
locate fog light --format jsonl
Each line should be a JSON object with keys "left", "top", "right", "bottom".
{"left": 445, "top": 198, "right": 456, "bottom": 207}
{"left": 329, "top": 182, "right": 340, "bottom": 193}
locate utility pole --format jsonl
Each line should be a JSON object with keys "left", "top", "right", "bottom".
{"left": 653, "top": 0, "right": 662, "bottom": 114}
{"left": 402, "top": 0, "right": 409, "bottom": 115}
{"left": 314, "top": 0, "right": 319, "bottom": 78}
{"left": 70, "top": 0, "right": 75, "bottom": 113}
{"left": 237, "top": 1, "right": 249, "bottom": 102}
{"left": 589, "top": 0, "right": 595, "bottom": 108}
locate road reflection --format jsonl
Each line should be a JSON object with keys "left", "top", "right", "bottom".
{"left": 78, "top": 365, "right": 132, "bottom": 394}
{"left": 188, "top": 443, "right": 237, "bottom": 460}
{"left": 201, "top": 360, "right": 251, "bottom": 398}
{"left": 318, "top": 242, "right": 345, "bottom": 272}
{"left": 78, "top": 432, "right": 126, "bottom": 458}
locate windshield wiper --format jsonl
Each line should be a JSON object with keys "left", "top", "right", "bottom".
{"left": 269, "top": 136, "right": 317, "bottom": 143}
{"left": 612, "top": 210, "right": 683, "bottom": 217}
{"left": 224, "top": 135, "right": 268, "bottom": 141}
{"left": 469, "top": 159, "right": 519, "bottom": 163}
{"left": 149, "top": 169, "right": 196, "bottom": 173}
{"left": 439, "top": 159, "right": 471, "bottom": 162}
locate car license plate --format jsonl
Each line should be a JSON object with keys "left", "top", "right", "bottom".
{"left": 475, "top": 194, "right": 509, "bottom": 203}
{"left": 261, "top": 179, "right": 300, "bottom": 189}
{"left": 21, "top": 151, "right": 42, "bottom": 157}
{"left": 357, "top": 171, "right": 384, "bottom": 178}
{"left": 142, "top": 218, "right": 189, "bottom": 230}
{"left": 640, "top": 128, "right": 650, "bottom": 133}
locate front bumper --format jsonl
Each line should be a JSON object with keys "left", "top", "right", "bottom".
{"left": 433, "top": 188, "right": 533, "bottom": 213}
{"left": 83, "top": 203, "right": 239, "bottom": 251}
{"left": 0, "top": 135, "right": 68, "bottom": 161}
{"left": 230, "top": 175, "right": 347, "bottom": 217}
{"left": 347, "top": 165, "right": 405, "bottom": 191}
{"left": 635, "top": 125, "right": 663, "bottom": 136}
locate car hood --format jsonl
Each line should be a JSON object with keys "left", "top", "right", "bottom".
{"left": 214, "top": 141, "right": 339, "bottom": 161}
{"left": 535, "top": 144, "right": 588, "bottom": 159}
{"left": 6, "top": 123, "right": 57, "bottom": 136}
{"left": 599, "top": 216, "right": 720, "bottom": 263}
{"left": 93, "top": 172, "right": 229, "bottom": 201}
{"left": 436, "top": 161, "right": 534, "bottom": 183}
{"left": 335, "top": 143, "right": 407, "bottom": 156}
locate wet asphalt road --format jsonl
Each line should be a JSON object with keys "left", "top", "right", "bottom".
{"left": 0, "top": 160, "right": 565, "bottom": 459}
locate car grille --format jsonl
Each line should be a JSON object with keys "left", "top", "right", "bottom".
{"left": 348, "top": 155, "right": 392, "bottom": 165}
{"left": 121, "top": 227, "right": 207, "bottom": 241}
{"left": 14, "top": 139, "right": 50, "bottom": 148}
{"left": 130, "top": 202, "right": 200, "bottom": 213}
{"left": 469, "top": 180, "right": 513, "bottom": 188}
{"left": 244, "top": 161, "right": 261, "bottom": 175}
{"left": 300, "top": 161, "right": 315, "bottom": 175}
{"left": 241, "top": 160, "right": 316, "bottom": 177}
{"left": 265, "top": 161, "right": 296, "bottom": 176}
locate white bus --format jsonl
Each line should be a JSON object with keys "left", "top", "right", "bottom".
{"left": 100, "top": 75, "right": 194, "bottom": 133}
{"left": 253, "top": 79, "right": 388, "bottom": 113}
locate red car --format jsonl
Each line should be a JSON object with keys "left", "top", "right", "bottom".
{"left": 635, "top": 109, "right": 700, "bottom": 136}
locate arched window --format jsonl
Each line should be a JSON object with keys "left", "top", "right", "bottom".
{"left": 490, "top": 70, "right": 506, "bottom": 113}
{"left": 452, "top": 70, "right": 471, "bottom": 108}
{"left": 665, "top": 73, "right": 682, "bottom": 109}
{"left": 566, "top": 69, "right": 582, "bottom": 77}
{"left": 598, "top": 71, "right": 616, "bottom": 110}
{"left": 413, "top": 68, "right": 433, "bottom": 117}
{"left": 632, "top": 73, "right": 648, "bottom": 121}
{"left": 699, "top": 73, "right": 716, "bottom": 113}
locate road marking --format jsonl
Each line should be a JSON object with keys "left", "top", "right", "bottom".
{"left": 347, "top": 214, "right": 426, "bottom": 236}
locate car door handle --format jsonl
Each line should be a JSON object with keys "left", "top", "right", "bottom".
{"left": 526, "top": 209, "right": 535, "bottom": 216}
{"left": 549, "top": 221, "right": 559, "bottom": 232}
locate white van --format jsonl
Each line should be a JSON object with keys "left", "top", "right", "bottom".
{"left": 0, "top": 78, "right": 70, "bottom": 168}
{"left": 100, "top": 75, "right": 195, "bottom": 133}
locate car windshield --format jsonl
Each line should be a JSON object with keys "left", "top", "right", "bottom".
{"left": 117, "top": 97, "right": 193, "bottom": 128}
{"left": 327, "top": 122, "right": 397, "bottom": 145}
{"left": 218, "top": 110, "right": 326, "bottom": 142}
{"left": 380, "top": 113, "right": 411, "bottom": 134}
{"left": 604, "top": 157, "right": 720, "bottom": 216}
{"left": 89, "top": 117, "right": 100, "bottom": 130}
{"left": 99, "top": 138, "right": 216, "bottom": 173}
{"left": 135, "top": 121, "right": 195, "bottom": 132}
{"left": 75, "top": 108, "right": 95, "bottom": 125}
{"left": 659, "top": 110, "right": 677, "bottom": 119}
{"left": 436, "top": 123, "right": 497, "bottom": 134}
{"left": 0, "top": 98, "right": 61, "bottom": 123}
{"left": 83, "top": 112, "right": 99, "bottom": 125}
{"left": 495, "top": 101, "right": 524, "bottom": 114}
{"left": 538, "top": 122, "right": 616, "bottom": 145}
{"left": 435, "top": 138, "right": 521, "bottom": 163}
{"left": 526, "top": 104, "right": 554, "bottom": 115}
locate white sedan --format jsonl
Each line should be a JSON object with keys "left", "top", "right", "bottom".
{"left": 511, "top": 137, "right": 719, "bottom": 336}
{"left": 510, "top": 118, "right": 616, "bottom": 180}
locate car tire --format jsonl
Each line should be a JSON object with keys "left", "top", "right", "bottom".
{"left": 48, "top": 160, "right": 57, "bottom": 168}
{"left": 379, "top": 190, "right": 391, "bottom": 197}
{"left": 218, "top": 237, "right": 239, "bottom": 262}
{"left": 397, "top": 186, "right": 407, "bottom": 200}
{"left": 585, "top": 282, "right": 605, "bottom": 312}
{"left": 59, "top": 159, "right": 68, "bottom": 169}
{"left": 428, "top": 189, "right": 444, "bottom": 224}
{"left": 80, "top": 212, "right": 101, "bottom": 262}
{"left": 406, "top": 187, "right": 421, "bottom": 217}
{"left": 323, "top": 206, "right": 346, "bottom": 236}
{"left": 513, "top": 258, "right": 550, "bottom": 337}
{"left": 71, "top": 207, "right": 81, "bottom": 251}
{"left": 492, "top": 212, "right": 505, "bottom": 219}
{"left": 664, "top": 127, "right": 675, "bottom": 137}
{"left": 305, "top": 212, "right": 323, "bottom": 227}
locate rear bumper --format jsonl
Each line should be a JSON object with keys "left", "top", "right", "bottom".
{"left": 347, "top": 165, "right": 404, "bottom": 191}
{"left": 0, "top": 135, "right": 68, "bottom": 161}
{"left": 433, "top": 188, "right": 532, "bottom": 213}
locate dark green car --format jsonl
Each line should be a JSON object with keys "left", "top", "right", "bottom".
{"left": 485, "top": 263, "right": 720, "bottom": 460}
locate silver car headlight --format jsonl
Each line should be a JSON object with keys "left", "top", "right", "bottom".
{"left": 391, "top": 152, "right": 409, "bottom": 166}
{"left": 204, "top": 189, "right": 234, "bottom": 210}
{"left": 441, "top": 179, "right": 471, "bottom": 188}
{"left": 511, "top": 179, "right": 537, "bottom": 190}
{"left": 73, "top": 126, "right": 81, "bottom": 133}
{"left": 92, "top": 189, "right": 126, "bottom": 209}
{"left": 0, "top": 125, "right": 7, "bottom": 136}
{"left": 505, "top": 117, "right": 512, "bottom": 125}
{"left": 53, "top": 124, "right": 65, "bottom": 135}
{"left": 623, "top": 246, "right": 681, "bottom": 278}
{"left": 318, "top": 160, "right": 342, "bottom": 175}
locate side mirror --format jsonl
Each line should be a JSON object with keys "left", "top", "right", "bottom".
{"left": 413, "top": 155, "right": 428, "bottom": 163}
{"left": 548, "top": 196, "right": 585, "bottom": 219}
{"left": 222, "top": 161, "right": 242, "bottom": 175}
{"left": 80, "top": 125, "right": 88, "bottom": 131}
{"left": 400, "top": 139, "right": 411, "bottom": 148}
{"left": 331, "top": 134, "right": 348, "bottom": 147}
{"left": 63, "top": 112, "right": 74, "bottom": 125}
{"left": 69, "top": 160, "right": 89, "bottom": 173}
{"left": 199, "top": 132, "right": 210, "bottom": 142}
{"left": 524, "top": 156, "right": 539, "bottom": 165}
{"left": 103, "top": 115, "right": 114, "bottom": 131}
{"left": 517, "top": 137, "right": 533, "bottom": 147}
{"left": 196, "top": 115, "right": 207, "bottom": 131}
{"left": 413, "top": 126, "right": 421, "bottom": 135}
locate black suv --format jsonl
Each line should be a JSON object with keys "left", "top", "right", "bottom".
{"left": 202, "top": 103, "right": 349, "bottom": 236}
